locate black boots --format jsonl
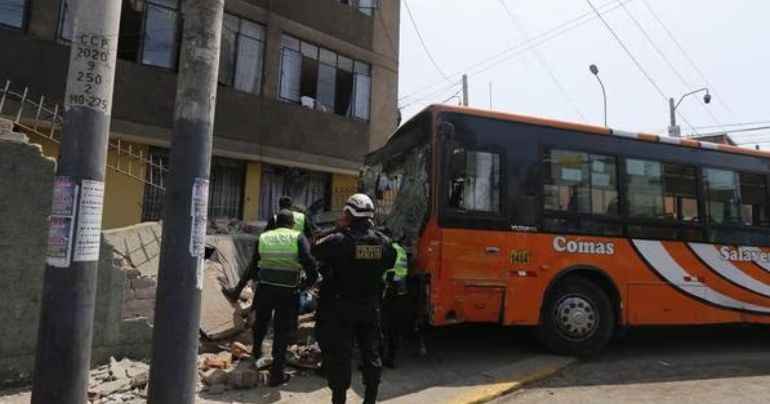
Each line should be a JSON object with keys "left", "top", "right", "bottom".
{"left": 363, "top": 386, "right": 378, "bottom": 404}
{"left": 332, "top": 389, "right": 347, "bottom": 404}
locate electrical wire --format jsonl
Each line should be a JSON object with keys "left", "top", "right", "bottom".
{"left": 689, "top": 120, "right": 770, "bottom": 131}
{"left": 498, "top": 0, "right": 588, "bottom": 123}
{"left": 402, "top": 0, "right": 453, "bottom": 84}
{"left": 618, "top": 1, "right": 721, "bottom": 125}
{"left": 399, "top": 0, "right": 631, "bottom": 105}
{"left": 641, "top": 0, "right": 734, "bottom": 118}
{"left": 584, "top": 0, "right": 698, "bottom": 134}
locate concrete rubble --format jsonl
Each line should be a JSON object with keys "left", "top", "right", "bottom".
{"left": 86, "top": 357, "right": 149, "bottom": 404}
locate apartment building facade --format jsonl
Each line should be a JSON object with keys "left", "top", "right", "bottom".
{"left": 0, "top": 0, "right": 400, "bottom": 228}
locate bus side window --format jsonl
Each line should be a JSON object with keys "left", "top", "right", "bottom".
{"left": 626, "top": 159, "right": 699, "bottom": 222}
{"left": 447, "top": 146, "right": 502, "bottom": 213}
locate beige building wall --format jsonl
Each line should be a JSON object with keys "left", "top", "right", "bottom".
{"left": 369, "top": 0, "right": 401, "bottom": 151}
{"left": 35, "top": 138, "right": 147, "bottom": 230}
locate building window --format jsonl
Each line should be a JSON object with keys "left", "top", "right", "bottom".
{"left": 140, "top": 0, "right": 181, "bottom": 69}
{"left": 447, "top": 146, "right": 502, "bottom": 213}
{"left": 143, "top": 149, "right": 246, "bottom": 222}
{"left": 543, "top": 149, "right": 618, "bottom": 216}
{"left": 625, "top": 159, "right": 698, "bottom": 222}
{"left": 337, "top": 0, "right": 377, "bottom": 15}
{"left": 0, "top": 0, "right": 28, "bottom": 30}
{"left": 219, "top": 14, "right": 265, "bottom": 94}
{"left": 57, "top": 0, "right": 74, "bottom": 41}
{"left": 704, "top": 168, "right": 768, "bottom": 226}
{"left": 258, "top": 165, "right": 331, "bottom": 221}
{"left": 209, "top": 157, "right": 246, "bottom": 220}
{"left": 279, "top": 34, "right": 372, "bottom": 121}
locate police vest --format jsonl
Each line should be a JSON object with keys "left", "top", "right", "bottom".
{"left": 274, "top": 211, "right": 306, "bottom": 233}
{"left": 257, "top": 228, "right": 302, "bottom": 288}
{"left": 385, "top": 242, "right": 408, "bottom": 281}
{"left": 292, "top": 212, "right": 306, "bottom": 233}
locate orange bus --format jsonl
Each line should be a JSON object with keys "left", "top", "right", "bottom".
{"left": 362, "top": 104, "right": 770, "bottom": 356}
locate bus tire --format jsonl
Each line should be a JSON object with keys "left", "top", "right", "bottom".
{"left": 537, "top": 276, "right": 614, "bottom": 357}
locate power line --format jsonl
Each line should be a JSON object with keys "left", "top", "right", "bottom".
{"left": 693, "top": 125, "right": 770, "bottom": 138}
{"left": 618, "top": 1, "right": 721, "bottom": 125}
{"left": 402, "top": 0, "right": 453, "bottom": 84}
{"left": 641, "top": 0, "right": 734, "bottom": 118}
{"left": 583, "top": 0, "right": 697, "bottom": 134}
{"left": 690, "top": 120, "right": 770, "bottom": 131}
{"left": 498, "top": 0, "right": 588, "bottom": 123}
{"left": 399, "top": 0, "right": 631, "bottom": 105}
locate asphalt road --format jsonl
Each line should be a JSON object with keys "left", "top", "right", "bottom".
{"left": 492, "top": 325, "right": 770, "bottom": 404}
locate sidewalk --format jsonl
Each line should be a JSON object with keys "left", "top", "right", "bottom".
{"left": 197, "top": 326, "right": 574, "bottom": 404}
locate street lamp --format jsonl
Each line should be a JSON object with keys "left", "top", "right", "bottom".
{"left": 669, "top": 88, "right": 711, "bottom": 137}
{"left": 589, "top": 64, "right": 607, "bottom": 127}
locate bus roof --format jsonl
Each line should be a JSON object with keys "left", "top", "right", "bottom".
{"left": 419, "top": 104, "right": 770, "bottom": 160}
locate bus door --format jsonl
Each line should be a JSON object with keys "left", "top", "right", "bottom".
{"left": 439, "top": 140, "right": 509, "bottom": 322}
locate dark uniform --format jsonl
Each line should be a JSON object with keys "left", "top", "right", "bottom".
{"left": 312, "top": 220, "right": 396, "bottom": 404}
{"left": 226, "top": 210, "right": 318, "bottom": 386}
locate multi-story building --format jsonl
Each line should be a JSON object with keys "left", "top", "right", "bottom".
{"left": 0, "top": 0, "right": 400, "bottom": 229}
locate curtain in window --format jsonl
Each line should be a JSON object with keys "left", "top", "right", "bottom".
{"left": 218, "top": 14, "right": 239, "bottom": 85}
{"left": 209, "top": 158, "right": 245, "bottom": 220}
{"left": 258, "top": 166, "right": 331, "bottom": 220}
{"left": 279, "top": 48, "right": 302, "bottom": 102}
{"left": 234, "top": 35, "right": 264, "bottom": 94}
{"left": 58, "top": 0, "right": 75, "bottom": 41}
{"left": 141, "top": 2, "right": 179, "bottom": 69}
{"left": 0, "top": 0, "right": 25, "bottom": 28}
{"left": 352, "top": 73, "right": 371, "bottom": 120}
{"left": 316, "top": 63, "right": 337, "bottom": 112}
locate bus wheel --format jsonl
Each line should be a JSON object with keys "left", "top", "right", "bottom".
{"left": 537, "top": 276, "right": 614, "bottom": 357}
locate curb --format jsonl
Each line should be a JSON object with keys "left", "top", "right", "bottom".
{"left": 447, "top": 356, "right": 576, "bottom": 404}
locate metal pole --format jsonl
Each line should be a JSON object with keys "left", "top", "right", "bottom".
{"left": 147, "top": 0, "right": 224, "bottom": 402}
{"left": 595, "top": 75, "right": 607, "bottom": 127}
{"left": 31, "top": 1, "right": 122, "bottom": 403}
{"left": 462, "top": 74, "right": 469, "bottom": 107}
{"left": 668, "top": 97, "right": 680, "bottom": 137}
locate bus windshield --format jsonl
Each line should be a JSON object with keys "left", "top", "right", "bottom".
{"left": 362, "top": 131, "right": 430, "bottom": 246}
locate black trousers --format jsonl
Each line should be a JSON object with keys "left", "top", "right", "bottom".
{"left": 323, "top": 297, "right": 382, "bottom": 398}
{"left": 382, "top": 291, "right": 409, "bottom": 361}
{"left": 252, "top": 284, "right": 299, "bottom": 376}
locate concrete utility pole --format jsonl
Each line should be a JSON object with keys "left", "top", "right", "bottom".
{"left": 668, "top": 88, "right": 710, "bottom": 137}
{"left": 462, "top": 74, "right": 469, "bottom": 107}
{"left": 31, "top": 1, "right": 122, "bottom": 403}
{"left": 147, "top": 0, "right": 224, "bottom": 402}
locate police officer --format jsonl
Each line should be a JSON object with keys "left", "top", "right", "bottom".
{"left": 381, "top": 230, "right": 409, "bottom": 369}
{"left": 266, "top": 196, "right": 313, "bottom": 238}
{"left": 225, "top": 209, "right": 318, "bottom": 386}
{"left": 312, "top": 194, "right": 396, "bottom": 404}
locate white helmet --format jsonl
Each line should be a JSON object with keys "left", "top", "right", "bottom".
{"left": 344, "top": 193, "right": 375, "bottom": 218}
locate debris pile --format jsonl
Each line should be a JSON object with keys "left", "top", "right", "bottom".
{"left": 197, "top": 343, "right": 272, "bottom": 394}
{"left": 87, "top": 357, "right": 149, "bottom": 404}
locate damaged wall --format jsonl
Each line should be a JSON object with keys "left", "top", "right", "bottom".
{"left": 0, "top": 135, "right": 56, "bottom": 385}
{"left": 0, "top": 133, "right": 154, "bottom": 386}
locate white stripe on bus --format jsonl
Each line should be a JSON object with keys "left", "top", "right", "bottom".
{"left": 633, "top": 240, "right": 770, "bottom": 313}
{"left": 689, "top": 243, "right": 770, "bottom": 298}
{"left": 740, "top": 246, "right": 770, "bottom": 273}
{"left": 658, "top": 136, "right": 682, "bottom": 144}
{"left": 610, "top": 129, "right": 639, "bottom": 139}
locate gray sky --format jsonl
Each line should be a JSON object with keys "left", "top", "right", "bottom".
{"left": 397, "top": 0, "right": 770, "bottom": 146}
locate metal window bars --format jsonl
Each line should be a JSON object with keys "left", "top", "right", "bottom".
{"left": 0, "top": 78, "right": 168, "bottom": 191}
